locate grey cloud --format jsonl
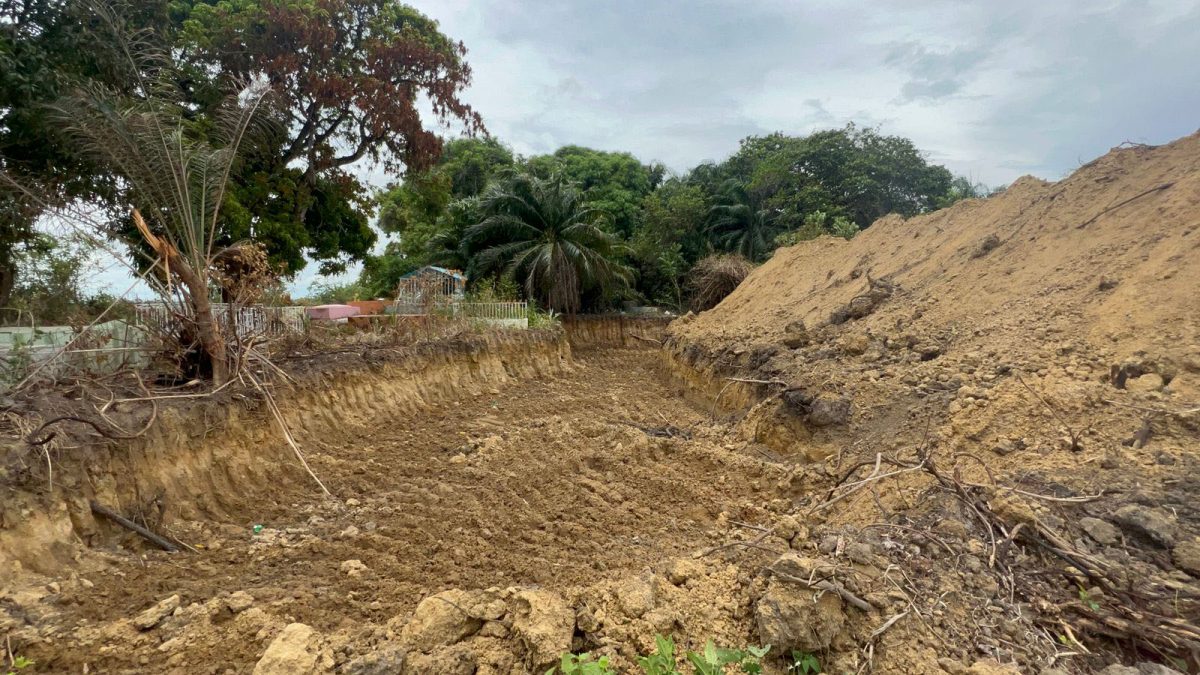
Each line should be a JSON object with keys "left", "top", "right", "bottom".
{"left": 885, "top": 41, "right": 991, "bottom": 102}
{"left": 417, "top": 0, "right": 1199, "bottom": 185}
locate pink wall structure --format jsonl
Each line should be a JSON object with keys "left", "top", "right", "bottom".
{"left": 305, "top": 304, "right": 361, "bottom": 321}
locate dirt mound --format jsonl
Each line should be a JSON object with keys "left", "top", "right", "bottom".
{"left": 679, "top": 134, "right": 1200, "bottom": 364}
{"left": 665, "top": 134, "right": 1200, "bottom": 671}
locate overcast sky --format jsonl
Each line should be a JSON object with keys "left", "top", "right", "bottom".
{"left": 91, "top": 0, "right": 1200, "bottom": 297}
{"left": 415, "top": 0, "right": 1199, "bottom": 186}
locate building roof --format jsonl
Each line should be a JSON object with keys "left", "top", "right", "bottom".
{"left": 399, "top": 266, "right": 467, "bottom": 281}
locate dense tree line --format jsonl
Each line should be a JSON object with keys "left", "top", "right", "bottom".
{"left": 2, "top": 0, "right": 988, "bottom": 319}
{"left": 361, "top": 126, "right": 988, "bottom": 312}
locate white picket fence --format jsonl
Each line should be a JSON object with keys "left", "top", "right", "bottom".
{"left": 134, "top": 302, "right": 306, "bottom": 338}
{"left": 389, "top": 301, "right": 529, "bottom": 328}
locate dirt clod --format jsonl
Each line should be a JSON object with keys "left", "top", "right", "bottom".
{"left": 252, "top": 623, "right": 323, "bottom": 675}
{"left": 510, "top": 589, "right": 574, "bottom": 672}
{"left": 134, "top": 594, "right": 181, "bottom": 630}
{"left": 399, "top": 590, "right": 484, "bottom": 652}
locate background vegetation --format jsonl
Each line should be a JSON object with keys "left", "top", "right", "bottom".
{"left": 2, "top": 0, "right": 992, "bottom": 322}
{"left": 364, "top": 126, "right": 991, "bottom": 311}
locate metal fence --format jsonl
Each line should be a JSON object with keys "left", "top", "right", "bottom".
{"left": 134, "top": 302, "right": 306, "bottom": 338}
{"left": 390, "top": 301, "right": 528, "bottom": 320}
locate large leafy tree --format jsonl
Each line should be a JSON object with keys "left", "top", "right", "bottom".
{"left": 629, "top": 179, "right": 709, "bottom": 308}
{"left": 174, "top": 0, "right": 483, "bottom": 275}
{"left": 466, "top": 173, "right": 630, "bottom": 315}
{"left": 2, "top": 0, "right": 480, "bottom": 307}
{"left": 177, "top": 0, "right": 480, "bottom": 177}
{"left": 717, "top": 125, "right": 956, "bottom": 230}
{"left": 525, "top": 146, "right": 662, "bottom": 238}
{"left": 375, "top": 138, "right": 513, "bottom": 254}
{"left": 362, "top": 138, "right": 513, "bottom": 295}
{"left": 0, "top": 0, "right": 153, "bottom": 306}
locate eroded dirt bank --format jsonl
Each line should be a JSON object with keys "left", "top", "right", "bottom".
{"left": 4, "top": 343, "right": 795, "bottom": 674}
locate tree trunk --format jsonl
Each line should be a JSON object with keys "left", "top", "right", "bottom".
{"left": 131, "top": 208, "right": 228, "bottom": 384}
{"left": 173, "top": 259, "right": 228, "bottom": 385}
{"left": 0, "top": 258, "right": 15, "bottom": 312}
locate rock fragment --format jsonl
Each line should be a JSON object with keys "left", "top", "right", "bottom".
{"left": 134, "top": 594, "right": 181, "bottom": 630}
{"left": 1079, "top": 517, "right": 1120, "bottom": 546}
{"left": 1112, "top": 505, "right": 1178, "bottom": 547}
{"left": 253, "top": 623, "right": 321, "bottom": 675}
{"left": 399, "top": 589, "right": 483, "bottom": 652}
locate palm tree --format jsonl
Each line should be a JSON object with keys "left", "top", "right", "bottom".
{"left": 707, "top": 180, "right": 789, "bottom": 262}
{"left": 466, "top": 173, "right": 630, "bottom": 315}
{"left": 49, "top": 10, "right": 269, "bottom": 384}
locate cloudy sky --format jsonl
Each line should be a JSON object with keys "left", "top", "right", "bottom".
{"left": 90, "top": 0, "right": 1200, "bottom": 297}
{"left": 414, "top": 0, "right": 1198, "bottom": 186}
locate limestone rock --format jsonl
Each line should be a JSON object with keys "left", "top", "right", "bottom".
{"left": 253, "top": 623, "right": 323, "bottom": 675}
{"left": 666, "top": 558, "right": 704, "bottom": 586}
{"left": 782, "top": 320, "right": 809, "bottom": 348}
{"left": 755, "top": 580, "right": 845, "bottom": 652}
{"left": 1079, "top": 517, "right": 1120, "bottom": 546}
{"left": 340, "top": 559, "right": 369, "bottom": 577}
{"left": 1127, "top": 373, "right": 1165, "bottom": 393}
{"left": 1113, "top": 505, "right": 1178, "bottom": 548}
{"left": 399, "top": 589, "right": 483, "bottom": 652}
{"left": 615, "top": 574, "right": 657, "bottom": 618}
{"left": 807, "top": 395, "right": 851, "bottom": 427}
{"left": 134, "top": 594, "right": 180, "bottom": 630}
{"left": 1097, "top": 666, "right": 1140, "bottom": 675}
{"left": 1172, "top": 537, "right": 1200, "bottom": 576}
{"left": 226, "top": 591, "right": 255, "bottom": 614}
{"left": 510, "top": 589, "right": 574, "bottom": 672}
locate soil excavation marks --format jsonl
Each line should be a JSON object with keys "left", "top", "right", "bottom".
{"left": 48, "top": 347, "right": 773, "bottom": 672}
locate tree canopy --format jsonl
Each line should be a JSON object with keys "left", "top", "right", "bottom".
{"left": 358, "top": 124, "right": 984, "bottom": 311}
{"left": 1, "top": 0, "right": 479, "bottom": 304}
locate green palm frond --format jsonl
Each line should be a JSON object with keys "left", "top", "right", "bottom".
{"left": 466, "top": 172, "right": 631, "bottom": 314}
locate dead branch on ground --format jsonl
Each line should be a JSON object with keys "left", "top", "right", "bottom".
{"left": 90, "top": 500, "right": 179, "bottom": 552}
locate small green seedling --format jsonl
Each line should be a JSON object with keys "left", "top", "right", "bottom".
{"left": 546, "top": 652, "right": 614, "bottom": 675}
{"left": 789, "top": 650, "right": 822, "bottom": 674}
{"left": 685, "top": 640, "right": 770, "bottom": 675}
{"left": 637, "top": 634, "right": 681, "bottom": 675}
{"left": 6, "top": 655, "right": 35, "bottom": 675}
{"left": 1077, "top": 587, "right": 1100, "bottom": 611}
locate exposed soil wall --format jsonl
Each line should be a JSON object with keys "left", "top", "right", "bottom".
{"left": 0, "top": 330, "right": 571, "bottom": 574}
{"left": 562, "top": 314, "right": 672, "bottom": 348}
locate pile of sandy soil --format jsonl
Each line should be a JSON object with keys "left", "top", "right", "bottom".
{"left": 665, "top": 133, "right": 1200, "bottom": 672}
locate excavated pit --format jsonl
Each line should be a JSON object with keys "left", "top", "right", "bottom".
{"left": 2, "top": 320, "right": 800, "bottom": 674}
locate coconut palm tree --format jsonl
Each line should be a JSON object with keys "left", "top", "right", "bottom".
{"left": 466, "top": 173, "right": 630, "bottom": 314}
{"left": 707, "top": 180, "right": 790, "bottom": 262}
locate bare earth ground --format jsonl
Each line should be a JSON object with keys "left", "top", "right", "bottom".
{"left": 4, "top": 136, "right": 1200, "bottom": 675}
{"left": 21, "top": 348, "right": 779, "bottom": 674}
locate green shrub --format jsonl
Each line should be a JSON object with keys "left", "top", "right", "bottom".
{"left": 789, "top": 650, "right": 821, "bottom": 673}
{"left": 638, "top": 634, "right": 681, "bottom": 675}
{"left": 686, "top": 640, "right": 769, "bottom": 675}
